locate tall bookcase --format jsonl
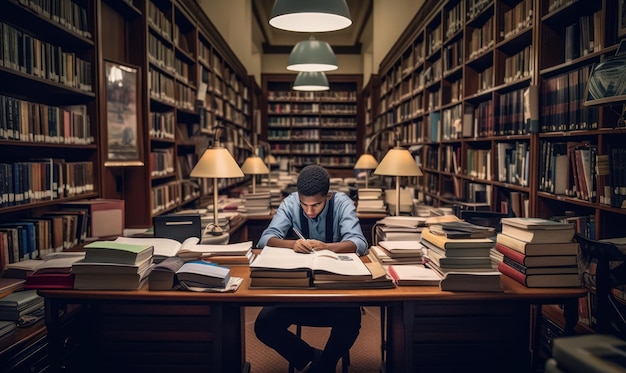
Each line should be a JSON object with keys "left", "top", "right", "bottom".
{"left": 0, "top": 2, "right": 99, "bottom": 221}
{"left": 372, "top": 0, "right": 624, "bottom": 236}
{"left": 262, "top": 73, "right": 364, "bottom": 178}
{"left": 99, "top": 0, "right": 252, "bottom": 228}
{"left": 372, "top": 0, "right": 625, "bottom": 364}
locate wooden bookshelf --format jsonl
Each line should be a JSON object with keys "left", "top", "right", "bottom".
{"left": 262, "top": 73, "right": 364, "bottom": 178}
{"left": 99, "top": 0, "right": 252, "bottom": 228}
{"left": 372, "top": 0, "right": 625, "bottom": 364}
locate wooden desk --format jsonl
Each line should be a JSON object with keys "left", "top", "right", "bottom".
{"left": 39, "top": 267, "right": 585, "bottom": 373}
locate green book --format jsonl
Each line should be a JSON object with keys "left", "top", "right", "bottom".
{"left": 84, "top": 241, "right": 154, "bottom": 265}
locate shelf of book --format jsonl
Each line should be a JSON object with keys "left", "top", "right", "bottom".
{"left": 370, "top": 0, "right": 626, "bottom": 352}
{"left": 262, "top": 73, "right": 364, "bottom": 178}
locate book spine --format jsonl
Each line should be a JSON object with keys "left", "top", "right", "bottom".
{"left": 497, "top": 261, "right": 528, "bottom": 286}
{"left": 495, "top": 242, "right": 526, "bottom": 265}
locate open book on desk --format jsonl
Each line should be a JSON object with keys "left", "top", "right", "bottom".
{"left": 250, "top": 246, "right": 390, "bottom": 288}
{"left": 114, "top": 236, "right": 253, "bottom": 263}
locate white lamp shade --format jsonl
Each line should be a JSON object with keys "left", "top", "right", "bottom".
{"left": 374, "top": 147, "right": 422, "bottom": 176}
{"left": 269, "top": 0, "right": 352, "bottom": 33}
{"left": 241, "top": 155, "right": 270, "bottom": 174}
{"left": 287, "top": 38, "right": 338, "bottom": 72}
{"left": 190, "top": 147, "right": 244, "bottom": 178}
{"left": 265, "top": 154, "right": 278, "bottom": 165}
{"left": 354, "top": 154, "right": 379, "bottom": 169}
{"left": 293, "top": 71, "right": 330, "bottom": 91}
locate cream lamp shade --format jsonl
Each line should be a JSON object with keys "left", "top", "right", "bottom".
{"left": 190, "top": 147, "right": 244, "bottom": 235}
{"left": 269, "top": 0, "right": 352, "bottom": 33}
{"left": 287, "top": 37, "right": 338, "bottom": 72}
{"left": 374, "top": 147, "right": 422, "bottom": 216}
{"left": 354, "top": 153, "right": 379, "bottom": 188}
{"left": 293, "top": 71, "right": 330, "bottom": 91}
{"left": 241, "top": 155, "right": 270, "bottom": 194}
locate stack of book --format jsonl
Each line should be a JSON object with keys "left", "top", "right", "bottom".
{"left": 148, "top": 257, "right": 241, "bottom": 292}
{"left": 420, "top": 224, "right": 502, "bottom": 291}
{"left": 356, "top": 188, "right": 386, "bottom": 213}
{"left": 252, "top": 184, "right": 282, "bottom": 209}
{"left": 23, "top": 252, "right": 85, "bottom": 289}
{"left": 375, "top": 216, "right": 427, "bottom": 242}
{"left": 71, "top": 241, "right": 154, "bottom": 290}
{"left": 496, "top": 217, "right": 580, "bottom": 287}
{"left": 114, "top": 237, "right": 255, "bottom": 266}
{"left": 239, "top": 191, "right": 272, "bottom": 216}
{"left": 372, "top": 240, "right": 426, "bottom": 265}
{"left": 0, "top": 289, "right": 44, "bottom": 322}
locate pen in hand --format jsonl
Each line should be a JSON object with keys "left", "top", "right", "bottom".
{"left": 292, "top": 227, "right": 315, "bottom": 253}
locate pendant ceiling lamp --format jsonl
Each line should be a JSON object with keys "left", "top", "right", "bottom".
{"left": 292, "top": 71, "right": 330, "bottom": 91}
{"left": 269, "top": 0, "right": 352, "bottom": 33}
{"left": 287, "top": 36, "right": 338, "bottom": 72}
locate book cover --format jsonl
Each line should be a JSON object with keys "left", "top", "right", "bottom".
{"left": 498, "top": 261, "right": 581, "bottom": 287}
{"left": 377, "top": 240, "right": 425, "bottom": 258}
{"left": 84, "top": 241, "right": 154, "bottom": 265}
{"left": 149, "top": 256, "right": 185, "bottom": 290}
{"left": 500, "top": 224, "right": 575, "bottom": 244}
{"left": 500, "top": 217, "right": 575, "bottom": 230}
{"left": 421, "top": 227, "right": 495, "bottom": 250}
{"left": 73, "top": 264, "right": 153, "bottom": 290}
{"left": 176, "top": 260, "right": 230, "bottom": 288}
{"left": 23, "top": 273, "right": 75, "bottom": 289}
{"left": 71, "top": 255, "right": 153, "bottom": 275}
{"left": 501, "top": 256, "right": 578, "bottom": 275}
{"left": 495, "top": 242, "right": 578, "bottom": 267}
{"left": 439, "top": 271, "right": 503, "bottom": 292}
{"left": 420, "top": 237, "right": 493, "bottom": 258}
{"left": 387, "top": 264, "right": 441, "bottom": 286}
{"left": 496, "top": 233, "right": 579, "bottom": 255}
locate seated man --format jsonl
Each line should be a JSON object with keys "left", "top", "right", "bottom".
{"left": 254, "top": 165, "right": 368, "bottom": 372}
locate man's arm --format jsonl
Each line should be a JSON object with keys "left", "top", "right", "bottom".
{"left": 334, "top": 193, "right": 369, "bottom": 255}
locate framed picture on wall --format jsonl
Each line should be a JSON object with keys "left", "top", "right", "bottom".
{"left": 104, "top": 60, "right": 144, "bottom": 167}
{"left": 620, "top": 0, "right": 626, "bottom": 37}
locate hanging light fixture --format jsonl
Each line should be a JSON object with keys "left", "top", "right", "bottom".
{"left": 292, "top": 71, "right": 330, "bottom": 91}
{"left": 269, "top": 0, "right": 352, "bottom": 33}
{"left": 287, "top": 36, "right": 338, "bottom": 72}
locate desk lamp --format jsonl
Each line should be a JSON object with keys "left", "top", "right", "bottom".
{"left": 190, "top": 128, "right": 244, "bottom": 235}
{"left": 241, "top": 155, "right": 270, "bottom": 194}
{"left": 374, "top": 146, "right": 422, "bottom": 216}
{"left": 353, "top": 154, "right": 378, "bottom": 188}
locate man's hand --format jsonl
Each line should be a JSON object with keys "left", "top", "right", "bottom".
{"left": 293, "top": 239, "right": 323, "bottom": 254}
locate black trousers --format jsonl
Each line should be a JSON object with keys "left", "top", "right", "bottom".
{"left": 254, "top": 306, "right": 362, "bottom": 372}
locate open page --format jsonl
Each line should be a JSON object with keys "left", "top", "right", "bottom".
{"left": 250, "top": 246, "right": 371, "bottom": 278}
{"left": 177, "top": 241, "right": 253, "bottom": 258}
{"left": 114, "top": 236, "right": 200, "bottom": 258}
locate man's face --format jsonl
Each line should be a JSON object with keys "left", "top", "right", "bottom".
{"left": 299, "top": 192, "right": 331, "bottom": 219}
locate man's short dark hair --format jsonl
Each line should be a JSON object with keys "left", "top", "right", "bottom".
{"left": 297, "top": 165, "right": 330, "bottom": 196}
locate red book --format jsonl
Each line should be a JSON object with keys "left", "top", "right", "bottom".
{"left": 495, "top": 242, "right": 577, "bottom": 267}
{"left": 24, "top": 273, "right": 75, "bottom": 289}
{"left": 497, "top": 261, "right": 580, "bottom": 288}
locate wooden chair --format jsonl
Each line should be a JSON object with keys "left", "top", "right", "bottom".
{"left": 574, "top": 233, "right": 626, "bottom": 337}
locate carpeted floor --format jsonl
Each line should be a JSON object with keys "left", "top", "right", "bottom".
{"left": 245, "top": 306, "right": 383, "bottom": 373}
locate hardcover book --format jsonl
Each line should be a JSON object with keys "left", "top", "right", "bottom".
{"left": 149, "top": 256, "right": 185, "bottom": 290}
{"left": 496, "top": 233, "right": 579, "bottom": 256}
{"left": 84, "top": 241, "right": 154, "bottom": 265}
{"left": 387, "top": 264, "right": 442, "bottom": 286}
{"left": 500, "top": 225, "right": 575, "bottom": 244}
{"left": 498, "top": 261, "right": 581, "bottom": 288}
{"left": 421, "top": 227, "right": 495, "bottom": 250}
{"left": 176, "top": 260, "right": 231, "bottom": 288}
{"left": 439, "top": 271, "right": 502, "bottom": 292}
{"left": 495, "top": 242, "right": 578, "bottom": 267}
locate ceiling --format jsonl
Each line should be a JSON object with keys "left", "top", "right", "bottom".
{"left": 251, "top": 0, "right": 373, "bottom": 54}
